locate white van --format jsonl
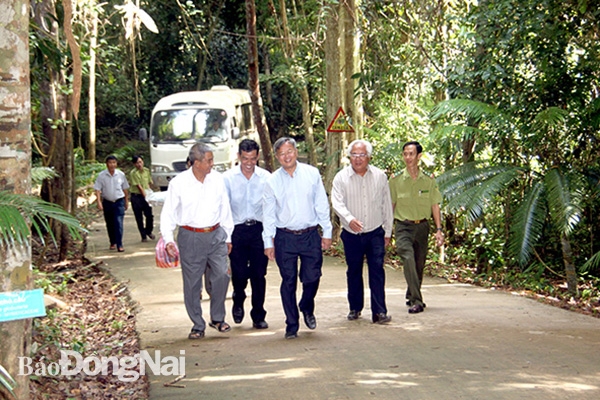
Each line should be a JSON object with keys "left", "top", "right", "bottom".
{"left": 149, "top": 86, "right": 258, "bottom": 190}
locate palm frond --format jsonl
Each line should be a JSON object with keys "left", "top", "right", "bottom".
{"left": 437, "top": 162, "right": 522, "bottom": 200}
{"left": 0, "top": 363, "right": 17, "bottom": 398}
{"left": 509, "top": 181, "right": 547, "bottom": 266}
{"left": 431, "top": 125, "right": 484, "bottom": 143}
{"left": 532, "top": 107, "right": 568, "bottom": 130}
{"left": 430, "top": 99, "right": 501, "bottom": 123}
{"left": 31, "top": 166, "right": 59, "bottom": 186}
{"left": 443, "top": 166, "right": 522, "bottom": 222}
{"left": 544, "top": 168, "right": 583, "bottom": 236}
{"left": 0, "top": 191, "right": 86, "bottom": 250}
{"left": 581, "top": 251, "right": 600, "bottom": 273}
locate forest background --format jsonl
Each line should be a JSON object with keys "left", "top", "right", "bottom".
{"left": 1, "top": 0, "right": 600, "bottom": 398}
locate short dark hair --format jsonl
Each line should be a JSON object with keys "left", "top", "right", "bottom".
{"left": 273, "top": 137, "right": 297, "bottom": 153}
{"left": 132, "top": 155, "right": 142, "bottom": 163}
{"left": 403, "top": 141, "right": 423, "bottom": 154}
{"left": 105, "top": 155, "right": 117, "bottom": 163}
{"left": 239, "top": 139, "right": 260, "bottom": 154}
{"left": 188, "top": 143, "right": 212, "bottom": 163}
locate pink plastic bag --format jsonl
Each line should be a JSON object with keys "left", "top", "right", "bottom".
{"left": 155, "top": 236, "right": 180, "bottom": 268}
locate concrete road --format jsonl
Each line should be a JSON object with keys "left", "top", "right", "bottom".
{"left": 87, "top": 207, "right": 600, "bottom": 400}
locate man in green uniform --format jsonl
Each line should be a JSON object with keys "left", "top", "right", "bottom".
{"left": 389, "top": 141, "right": 444, "bottom": 314}
{"left": 129, "top": 155, "right": 155, "bottom": 242}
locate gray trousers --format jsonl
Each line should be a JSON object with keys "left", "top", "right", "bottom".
{"left": 178, "top": 226, "right": 230, "bottom": 331}
{"left": 394, "top": 220, "right": 429, "bottom": 306}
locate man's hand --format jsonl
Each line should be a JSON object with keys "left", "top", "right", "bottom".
{"left": 435, "top": 230, "right": 444, "bottom": 247}
{"left": 322, "top": 238, "right": 332, "bottom": 250}
{"left": 384, "top": 237, "right": 391, "bottom": 248}
{"left": 227, "top": 242, "right": 232, "bottom": 255}
{"left": 125, "top": 201, "right": 129, "bottom": 211}
{"left": 166, "top": 242, "right": 177, "bottom": 258}
{"left": 349, "top": 219, "right": 364, "bottom": 233}
{"left": 264, "top": 247, "right": 275, "bottom": 261}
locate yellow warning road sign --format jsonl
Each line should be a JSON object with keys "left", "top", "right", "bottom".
{"left": 327, "top": 107, "right": 354, "bottom": 133}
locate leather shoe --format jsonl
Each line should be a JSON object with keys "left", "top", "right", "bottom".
{"left": 285, "top": 331, "right": 298, "bottom": 339}
{"left": 406, "top": 300, "right": 426, "bottom": 308}
{"left": 408, "top": 304, "right": 424, "bottom": 314}
{"left": 302, "top": 311, "right": 317, "bottom": 330}
{"left": 347, "top": 310, "right": 361, "bottom": 320}
{"left": 232, "top": 305, "right": 244, "bottom": 324}
{"left": 372, "top": 313, "right": 392, "bottom": 324}
{"left": 253, "top": 320, "right": 269, "bottom": 329}
{"left": 148, "top": 233, "right": 156, "bottom": 240}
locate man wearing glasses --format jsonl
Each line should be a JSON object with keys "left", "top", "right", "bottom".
{"left": 332, "top": 140, "right": 394, "bottom": 324}
{"left": 262, "top": 137, "right": 332, "bottom": 339}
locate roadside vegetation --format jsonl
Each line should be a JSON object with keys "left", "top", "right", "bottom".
{"left": 2, "top": 0, "right": 599, "bottom": 398}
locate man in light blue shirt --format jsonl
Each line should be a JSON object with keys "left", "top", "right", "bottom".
{"left": 223, "top": 139, "right": 271, "bottom": 329}
{"left": 263, "top": 137, "right": 332, "bottom": 339}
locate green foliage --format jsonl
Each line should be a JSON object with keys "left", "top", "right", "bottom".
{"left": 0, "top": 191, "right": 85, "bottom": 251}
{"left": 0, "top": 362, "right": 16, "bottom": 398}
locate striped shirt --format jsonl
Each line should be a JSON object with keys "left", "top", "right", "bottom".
{"left": 331, "top": 164, "right": 394, "bottom": 237}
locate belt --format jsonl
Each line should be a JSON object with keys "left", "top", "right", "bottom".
{"left": 242, "top": 219, "right": 259, "bottom": 226}
{"left": 397, "top": 218, "right": 428, "bottom": 224}
{"left": 278, "top": 226, "right": 318, "bottom": 235}
{"left": 102, "top": 197, "right": 125, "bottom": 203}
{"left": 181, "top": 223, "right": 220, "bottom": 233}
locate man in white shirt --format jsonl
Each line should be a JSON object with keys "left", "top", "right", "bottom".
{"left": 262, "top": 137, "right": 332, "bottom": 339}
{"left": 94, "top": 155, "right": 130, "bottom": 252}
{"left": 161, "top": 143, "right": 234, "bottom": 339}
{"left": 223, "top": 139, "right": 271, "bottom": 329}
{"left": 332, "top": 140, "right": 394, "bottom": 324}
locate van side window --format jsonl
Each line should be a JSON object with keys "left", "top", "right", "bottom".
{"left": 240, "top": 103, "right": 254, "bottom": 136}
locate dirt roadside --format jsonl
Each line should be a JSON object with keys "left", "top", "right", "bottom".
{"left": 87, "top": 207, "right": 600, "bottom": 400}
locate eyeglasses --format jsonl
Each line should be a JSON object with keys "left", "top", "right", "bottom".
{"left": 349, "top": 153, "right": 368, "bottom": 158}
{"left": 276, "top": 149, "right": 296, "bottom": 158}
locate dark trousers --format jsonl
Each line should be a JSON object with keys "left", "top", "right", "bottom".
{"left": 274, "top": 228, "right": 323, "bottom": 334}
{"left": 102, "top": 198, "right": 125, "bottom": 248}
{"left": 229, "top": 222, "right": 268, "bottom": 322}
{"left": 130, "top": 193, "right": 154, "bottom": 239}
{"left": 395, "top": 220, "right": 429, "bottom": 306}
{"left": 341, "top": 226, "right": 387, "bottom": 316}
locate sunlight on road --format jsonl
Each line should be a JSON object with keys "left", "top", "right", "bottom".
{"left": 194, "top": 367, "right": 319, "bottom": 382}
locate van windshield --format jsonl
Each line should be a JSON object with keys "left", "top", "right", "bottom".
{"left": 151, "top": 108, "right": 230, "bottom": 143}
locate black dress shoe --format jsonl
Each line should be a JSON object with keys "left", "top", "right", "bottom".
{"left": 302, "top": 312, "right": 317, "bottom": 330}
{"left": 347, "top": 310, "right": 361, "bottom": 320}
{"left": 232, "top": 305, "right": 244, "bottom": 324}
{"left": 148, "top": 233, "right": 156, "bottom": 240}
{"left": 408, "top": 304, "right": 424, "bottom": 314}
{"left": 285, "top": 331, "right": 298, "bottom": 339}
{"left": 372, "top": 313, "right": 392, "bottom": 324}
{"left": 406, "top": 300, "right": 426, "bottom": 308}
{"left": 253, "top": 320, "right": 269, "bottom": 329}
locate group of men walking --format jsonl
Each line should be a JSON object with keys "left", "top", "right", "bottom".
{"left": 158, "top": 137, "right": 443, "bottom": 340}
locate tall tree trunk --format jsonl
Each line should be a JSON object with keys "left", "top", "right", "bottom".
{"left": 0, "top": 1, "right": 33, "bottom": 398}
{"left": 246, "top": 0, "right": 275, "bottom": 171}
{"left": 36, "top": 0, "right": 75, "bottom": 261}
{"left": 344, "top": 0, "right": 362, "bottom": 143}
{"left": 323, "top": 0, "right": 344, "bottom": 192}
{"left": 88, "top": 4, "right": 98, "bottom": 161}
{"left": 561, "top": 233, "right": 579, "bottom": 296}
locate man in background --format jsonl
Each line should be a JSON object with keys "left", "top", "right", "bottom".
{"left": 94, "top": 155, "right": 129, "bottom": 252}
{"left": 129, "top": 155, "right": 155, "bottom": 242}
